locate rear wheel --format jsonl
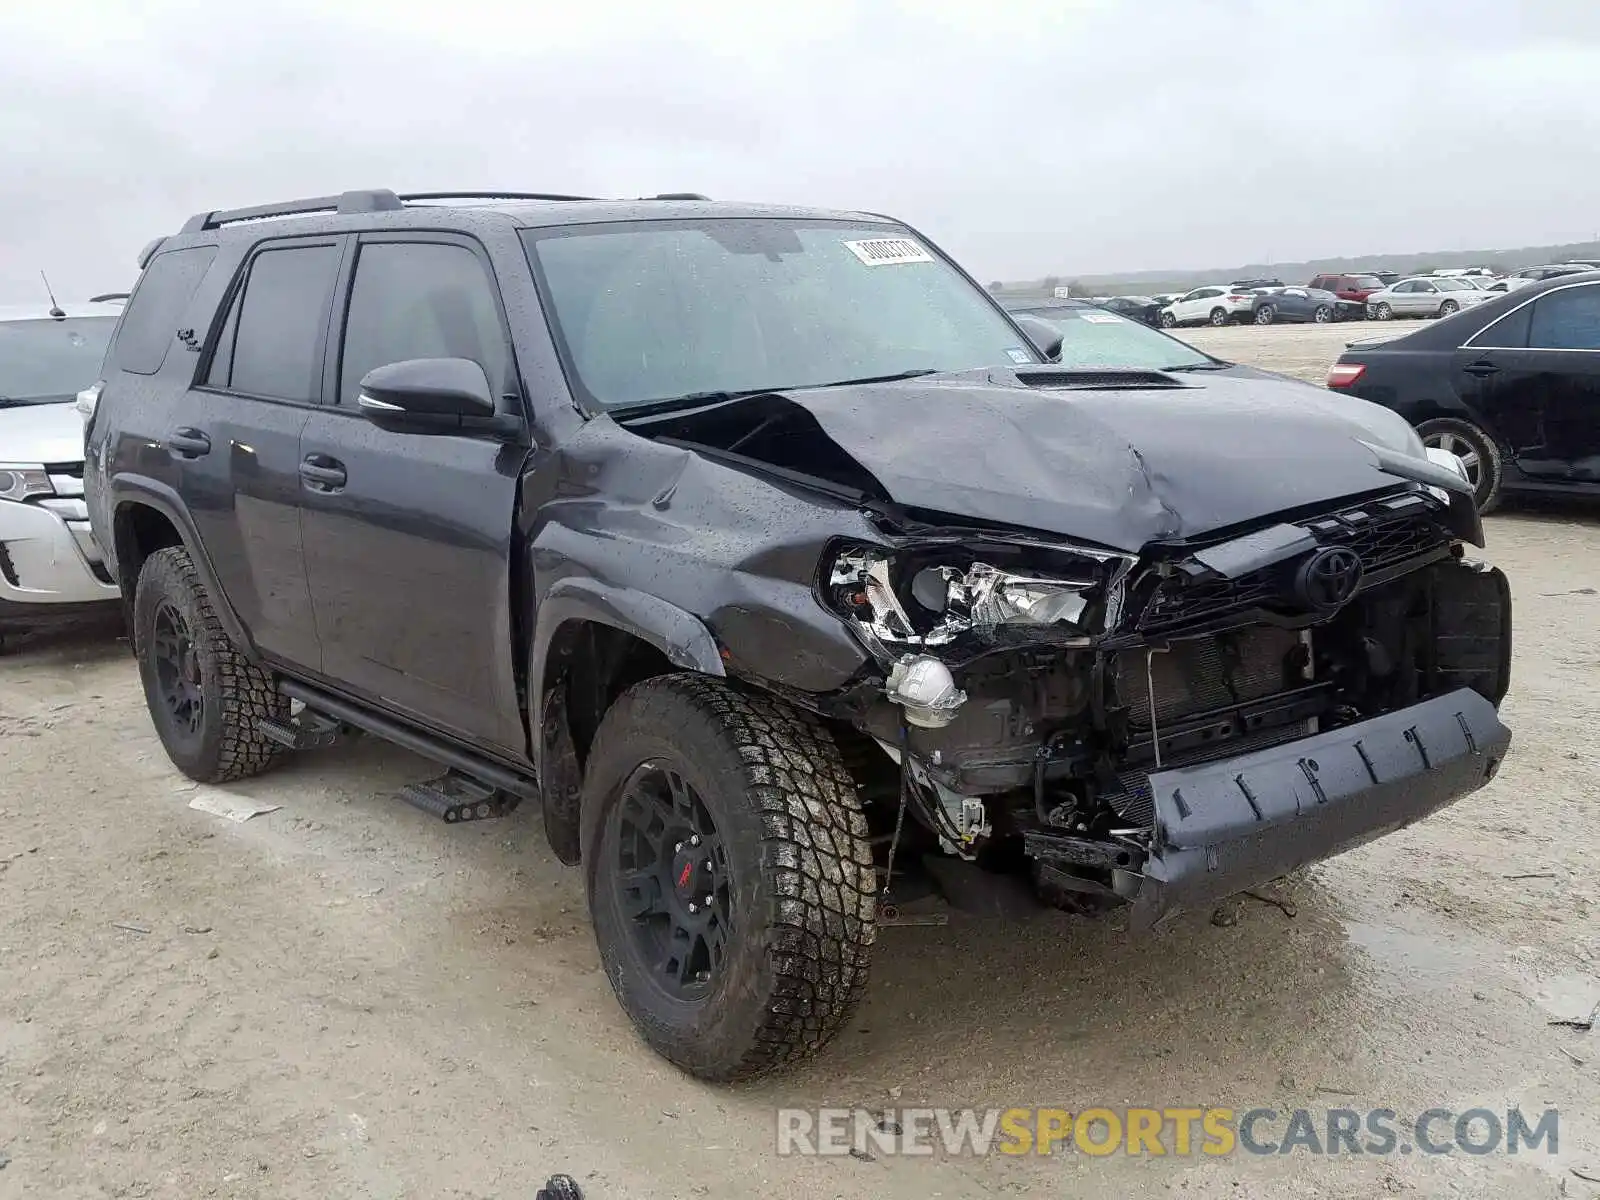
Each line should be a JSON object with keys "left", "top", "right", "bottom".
{"left": 1254, "top": 305, "right": 1275, "bottom": 326}
{"left": 1417, "top": 417, "right": 1503, "bottom": 514}
{"left": 1209, "top": 307, "right": 1228, "bottom": 326}
{"left": 582, "top": 675, "right": 876, "bottom": 1082}
{"left": 133, "top": 546, "right": 288, "bottom": 782}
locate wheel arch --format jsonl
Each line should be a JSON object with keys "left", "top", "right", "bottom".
{"left": 529, "top": 578, "right": 726, "bottom": 769}
{"left": 108, "top": 477, "right": 253, "bottom": 655}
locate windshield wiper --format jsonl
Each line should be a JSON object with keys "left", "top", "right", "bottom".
{"left": 1161, "top": 361, "right": 1232, "bottom": 372}
{"left": 792, "top": 368, "right": 941, "bottom": 389}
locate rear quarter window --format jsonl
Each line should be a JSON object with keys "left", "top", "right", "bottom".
{"left": 110, "top": 246, "right": 217, "bottom": 376}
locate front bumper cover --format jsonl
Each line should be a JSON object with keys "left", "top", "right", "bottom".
{"left": 1117, "top": 687, "right": 1510, "bottom": 929}
{"left": 0, "top": 497, "right": 121, "bottom": 609}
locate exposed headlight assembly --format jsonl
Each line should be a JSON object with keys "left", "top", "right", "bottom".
{"left": 826, "top": 542, "right": 1130, "bottom": 653}
{"left": 0, "top": 464, "right": 54, "bottom": 503}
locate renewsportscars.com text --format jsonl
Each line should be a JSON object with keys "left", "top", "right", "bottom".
{"left": 776, "top": 1106, "right": 1560, "bottom": 1158}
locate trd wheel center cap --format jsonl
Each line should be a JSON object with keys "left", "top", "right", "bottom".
{"left": 670, "top": 851, "right": 704, "bottom": 902}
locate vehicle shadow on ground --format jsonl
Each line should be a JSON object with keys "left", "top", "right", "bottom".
{"left": 0, "top": 619, "right": 128, "bottom": 669}
{"left": 765, "top": 871, "right": 1364, "bottom": 1106}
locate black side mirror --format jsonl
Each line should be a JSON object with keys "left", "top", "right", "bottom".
{"left": 1013, "top": 315, "right": 1064, "bottom": 362}
{"left": 357, "top": 357, "right": 520, "bottom": 436}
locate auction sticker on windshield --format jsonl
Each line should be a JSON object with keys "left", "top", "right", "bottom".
{"left": 1079, "top": 312, "right": 1125, "bottom": 324}
{"left": 843, "top": 238, "right": 935, "bottom": 266}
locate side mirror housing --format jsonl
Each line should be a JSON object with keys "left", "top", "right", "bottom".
{"left": 1013, "top": 315, "right": 1064, "bottom": 362}
{"left": 356, "top": 358, "right": 520, "bottom": 436}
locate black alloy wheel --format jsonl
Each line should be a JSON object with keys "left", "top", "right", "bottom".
{"left": 151, "top": 599, "right": 205, "bottom": 749}
{"left": 611, "top": 762, "right": 732, "bottom": 999}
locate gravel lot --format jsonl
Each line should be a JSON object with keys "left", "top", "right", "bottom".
{"left": 3, "top": 322, "right": 1596, "bottom": 1199}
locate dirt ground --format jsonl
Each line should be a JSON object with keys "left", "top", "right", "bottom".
{"left": 3, "top": 322, "right": 1597, "bottom": 1199}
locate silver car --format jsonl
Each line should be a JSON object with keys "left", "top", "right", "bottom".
{"left": 1365, "top": 275, "right": 1494, "bottom": 320}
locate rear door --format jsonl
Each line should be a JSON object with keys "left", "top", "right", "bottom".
{"left": 179, "top": 236, "right": 343, "bottom": 670}
{"left": 297, "top": 232, "right": 528, "bottom": 755}
{"left": 1525, "top": 282, "right": 1600, "bottom": 480}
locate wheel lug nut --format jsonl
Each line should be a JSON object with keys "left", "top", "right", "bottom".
{"left": 704, "top": 860, "right": 713, "bottom": 871}
{"left": 674, "top": 841, "right": 683, "bottom": 853}
{"left": 703, "top": 894, "right": 713, "bottom": 907}
{"left": 689, "top": 835, "right": 700, "bottom": 847}
{"left": 687, "top": 902, "right": 698, "bottom": 914}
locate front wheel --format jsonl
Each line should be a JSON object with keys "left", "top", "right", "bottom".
{"left": 1417, "top": 417, "right": 1503, "bottom": 514}
{"left": 1438, "top": 300, "right": 1459, "bottom": 318}
{"left": 133, "top": 546, "right": 288, "bottom": 782}
{"left": 581, "top": 675, "right": 876, "bottom": 1082}
{"left": 1313, "top": 305, "right": 1332, "bottom": 323}
{"left": 1160, "top": 311, "right": 1178, "bottom": 328}
{"left": 1373, "top": 302, "right": 1393, "bottom": 321}
{"left": 1209, "top": 307, "right": 1228, "bottom": 326}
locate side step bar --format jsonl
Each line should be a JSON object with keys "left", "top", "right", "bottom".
{"left": 274, "top": 679, "right": 541, "bottom": 818}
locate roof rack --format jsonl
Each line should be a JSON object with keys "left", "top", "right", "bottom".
{"left": 177, "top": 187, "right": 711, "bottom": 235}
{"left": 397, "top": 190, "right": 596, "bottom": 204}
{"left": 89, "top": 292, "right": 130, "bottom": 303}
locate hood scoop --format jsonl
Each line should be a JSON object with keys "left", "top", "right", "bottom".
{"left": 1013, "top": 366, "right": 1188, "bottom": 390}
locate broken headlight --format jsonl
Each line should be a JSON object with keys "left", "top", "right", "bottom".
{"left": 825, "top": 542, "right": 1128, "bottom": 650}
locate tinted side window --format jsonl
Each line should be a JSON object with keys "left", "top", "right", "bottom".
{"left": 336, "top": 241, "right": 510, "bottom": 408}
{"left": 111, "top": 246, "right": 217, "bottom": 375}
{"left": 1529, "top": 285, "right": 1600, "bottom": 351}
{"left": 1468, "top": 303, "right": 1531, "bottom": 349}
{"left": 210, "top": 244, "right": 339, "bottom": 402}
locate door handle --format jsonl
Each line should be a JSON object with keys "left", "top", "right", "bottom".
{"left": 165, "top": 428, "right": 211, "bottom": 458}
{"left": 1463, "top": 361, "right": 1500, "bottom": 378}
{"left": 299, "top": 456, "right": 347, "bottom": 490}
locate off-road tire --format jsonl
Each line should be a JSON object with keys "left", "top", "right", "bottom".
{"left": 133, "top": 546, "right": 288, "bottom": 783}
{"left": 581, "top": 674, "right": 875, "bottom": 1082}
{"left": 1417, "top": 416, "right": 1504, "bottom": 515}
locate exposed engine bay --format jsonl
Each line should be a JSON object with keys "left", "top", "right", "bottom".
{"left": 822, "top": 488, "right": 1513, "bottom": 918}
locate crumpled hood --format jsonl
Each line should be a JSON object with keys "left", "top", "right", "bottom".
{"left": 742, "top": 369, "right": 1430, "bottom": 552}
{"left": 0, "top": 400, "right": 85, "bottom": 465}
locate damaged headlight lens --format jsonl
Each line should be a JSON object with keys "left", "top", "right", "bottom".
{"left": 826, "top": 542, "right": 1126, "bottom": 649}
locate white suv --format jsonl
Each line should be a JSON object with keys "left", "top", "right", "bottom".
{"left": 0, "top": 299, "right": 124, "bottom": 649}
{"left": 1158, "top": 284, "right": 1257, "bottom": 328}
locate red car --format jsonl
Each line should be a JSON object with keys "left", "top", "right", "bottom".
{"left": 1309, "top": 272, "right": 1386, "bottom": 305}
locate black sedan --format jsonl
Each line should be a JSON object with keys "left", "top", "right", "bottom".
{"left": 1327, "top": 269, "right": 1600, "bottom": 512}
{"left": 1096, "top": 295, "right": 1164, "bottom": 325}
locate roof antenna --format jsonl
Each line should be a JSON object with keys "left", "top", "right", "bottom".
{"left": 40, "top": 271, "right": 65, "bottom": 319}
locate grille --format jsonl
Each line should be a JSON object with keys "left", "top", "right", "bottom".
{"left": 1138, "top": 499, "right": 1448, "bottom": 634}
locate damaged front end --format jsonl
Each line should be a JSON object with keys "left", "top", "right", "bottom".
{"left": 823, "top": 489, "right": 1513, "bottom": 928}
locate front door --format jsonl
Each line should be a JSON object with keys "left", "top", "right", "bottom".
{"left": 180, "top": 237, "right": 344, "bottom": 671}
{"left": 296, "top": 233, "right": 529, "bottom": 756}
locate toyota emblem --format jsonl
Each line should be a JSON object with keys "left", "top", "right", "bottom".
{"left": 1295, "top": 546, "right": 1364, "bottom": 612}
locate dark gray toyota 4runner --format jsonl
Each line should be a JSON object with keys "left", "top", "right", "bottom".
{"left": 83, "top": 189, "right": 1512, "bottom": 1082}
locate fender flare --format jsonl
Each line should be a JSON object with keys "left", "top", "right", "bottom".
{"left": 527, "top": 577, "right": 724, "bottom": 759}
{"left": 106, "top": 474, "right": 256, "bottom": 654}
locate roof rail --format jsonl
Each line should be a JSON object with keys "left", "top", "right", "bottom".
{"left": 179, "top": 189, "right": 404, "bottom": 234}
{"left": 89, "top": 292, "right": 131, "bottom": 303}
{"left": 397, "top": 190, "right": 596, "bottom": 204}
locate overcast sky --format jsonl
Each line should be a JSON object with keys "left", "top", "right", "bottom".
{"left": 3, "top": 0, "right": 1599, "bottom": 302}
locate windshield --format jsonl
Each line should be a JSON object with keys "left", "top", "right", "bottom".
{"left": 1435, "top": 278, "right": 1473, "bottom": 291}
{"left": 1352, "top": 275, "right": 1383, "bottom": 289}
{"left": 0, "top": 316, "right": 115, "bottom": 405}
{"left": 1012, "top": 306, "right": 1214, "bottom": 369}
{"left": 524, "top": 218, "right": 1038, "bottom": 411}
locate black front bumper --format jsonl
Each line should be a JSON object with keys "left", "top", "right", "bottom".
{"left": 1116, "top": 688, "right": 1510, "bottom": 929}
